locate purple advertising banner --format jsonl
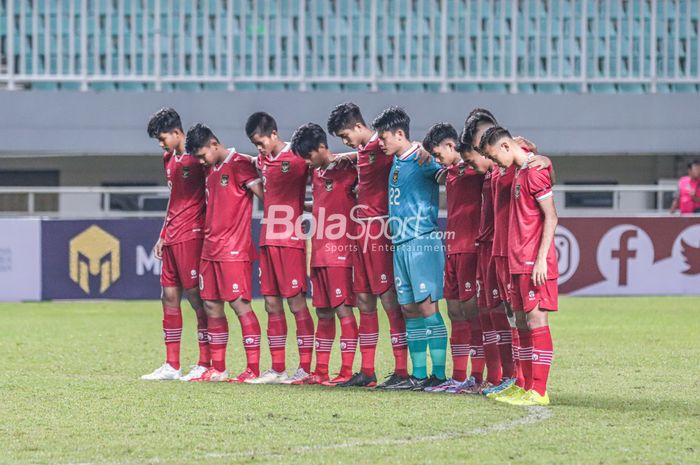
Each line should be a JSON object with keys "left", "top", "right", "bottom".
{"left": 41, "top": 219, "right": 263, "bottom": 300}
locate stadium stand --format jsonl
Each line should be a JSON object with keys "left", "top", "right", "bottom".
{"left": 1, "top": 0, "right": 698, "bottom": 92}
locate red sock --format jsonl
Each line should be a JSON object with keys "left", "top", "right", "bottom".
{"left": 359, "top": 311, "right": 379, "bottom": 376}
{"left": 449, "top": 320, "right": 470, "bottom": 382}
{"left": 480, "top": 312, "right": 502, "bottom": 384}
{"left": 531, "top": 326, "right": 553, "bottom": 396}
{"left": 267, "top": 312, "right": 287, "bottom": 373}
{"left": 193, "top": 307, "right": 210, "bottom": 367}
{"left": 314, "top": 317, "right": 336, "bottom": 375}
{"left": 469, "top": 316, "right": 485, "bottom": 384}
{"left": 163, "top": 306, "right": 183, "bottom": 370}
{"left": 339, "top": 315, "right": 359, "bottom": 377}
{"left": 238, "top": 311, "right": 261, "bottom": 376}
{"left": 518, "top": 328, "right": 533, "bottom": 391}
{"left": 385, "top": 307, "right": 408, "bottom": 377}
{"left": 491, "top": 311, "right": 514, "bottom": 381}
{"left": 207, "top": 316, "right": 229, "bottom": 372}
{"left": 294, "top": 306, "right": 315, "bottom": 372}
{"left": 512, "top": 328, "right": 525, "bottom": 387}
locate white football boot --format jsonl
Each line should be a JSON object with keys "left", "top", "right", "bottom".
{"left": 141, "top": 363, "right": 181, "bottom": 380}
{"left": 244, "top": 368, "right": 289, "bottom": 384}
{"left": 179, "top": 365, "right": 209, "bottom": 382}
{"left": 281, "top": 367, "right": 311, "bottom": 384}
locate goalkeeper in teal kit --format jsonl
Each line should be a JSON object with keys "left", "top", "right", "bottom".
{"left": 371, "top": 107, "right": 448, "bottom": 391}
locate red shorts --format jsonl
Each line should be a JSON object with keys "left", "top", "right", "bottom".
{"left": 199, "top": 259, "right": 252, "bottom": 302}
{"left": 353, "top": 218, "right": 394, "bottom": 295}
{"left": 493, "top": 256, "right": 512, "bottom": 304}
{"left": 510, "top": 274, "right": 558, "bottom": 313}
{"left": 443, "top": 253, "right": 478, "bottom": 301}
{"left": 160, "top": 238, "right": 203, "bottom": 289}
{"left": 476, "top": 241, "right": 502, "bottom": 309}
{"left": 259, "top": 245, "right": 307, "bottom": 297}
{"left": 310, "top": 266, "right": 356, "bottom": 309}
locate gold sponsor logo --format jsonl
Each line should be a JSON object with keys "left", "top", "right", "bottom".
{"left": 69, "top": 225, "right": 121, "bottom": 294}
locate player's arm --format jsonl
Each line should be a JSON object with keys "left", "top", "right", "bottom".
{"left": 533, "top": 194, "right": 558, "bottom": 287}
{"left": 333, "top": 151, "right": 358, "bottom": 163}
{"left": 413, "top": 144, "right": 433, "bottom": 165}
{"left": 513, "top": 135, "right": 537, "bottom": 154}
{"left": 154, "top": 182, "right": 174, "bottom": 260}
{"left": 248, "top": 180, "right": 264, "bottom": 201}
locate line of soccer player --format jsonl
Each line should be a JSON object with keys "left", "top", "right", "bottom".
{"left": 141, "top": 103, "right": 558, "bottom": 406}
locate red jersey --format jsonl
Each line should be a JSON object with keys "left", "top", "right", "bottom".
{"left": 445, "top": 162, "right": 483, "bottom": 255}
{"left": 508, "top": 154, "right": 558, "bottom": 278}
{"left": 161, "top": 151, "right": 206, "bottom": 245}
{"left": 492, "top": 164, "right": 516, "bottom": 257}
{"left": 476, "top": 167, "right": 495, "bottom": 243}
{"left": 356, "top": 133, "right": 393, "bottom": 218}
{"left": 202, "top": 149, "right": 262, "bottom": 262}
{"left": 310, "top": 161, "right": 358, "bottom": 268}
{"left": 256, "top": 143, "right": 309, "bottom": 249}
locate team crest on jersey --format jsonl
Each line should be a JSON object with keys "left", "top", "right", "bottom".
{"left": 515, "top": 184, "right": 521, "bottom": 198}
{"left": 221, "top": 174, "right": 229, "bottom": 186}
{"left": 281, "top": 161, "right": 290, "bottom": 173}
{"left": 392, "top": 168, "right": 399, "bottom": 183}
{"left": 182, "top": 167, "right": 190, "bottom": 178}
{"left": 458, "top": 164, "right": 466, "bottom": 176}
{"left": 325, "top": 179, "right": 334, "bottom": 191}
{"left": 368, "top": 153, "right": 376, "bottom": 164}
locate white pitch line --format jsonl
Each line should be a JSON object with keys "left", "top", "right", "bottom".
{"left": 56, "top": 406, "right": 552, "bottom": 465}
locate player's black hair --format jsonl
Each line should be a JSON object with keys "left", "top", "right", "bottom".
{"left": 372, "top": 106, "right": 410, "bottom": 140}
{"left": 185, "top": 123, "right": 219, "bottom": 155}
{"left": 327, "top": 102, "right": 367, "bottom": 136}
{"left": 461, "top": 111, "right": 498, "bottom": 150}
{"left": 466, "top": 107, "right": 497, "bottom": 123}
{"left": 147, "top": 107, "right": 183, "bottom": 138}
{"left": 290, "top": 123, "right": 328, "bottom": 159}
{"left": 689, "top": 159, "right": 700, "bottom": 168}
{"left": 479, "top": 126, "right": 512, "bottom": 153}
{"left": 422, "top": 122, "right": 459, "bottom": 153}
{"left": 245, "top": 111, "right": 278, "bottom": 139}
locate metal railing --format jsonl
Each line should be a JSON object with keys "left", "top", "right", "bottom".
{"left": 1, "top": 0, "right": 699, "bottom": 92}
{"left": 0, "top": 184, "right": 682, "bottom": 218}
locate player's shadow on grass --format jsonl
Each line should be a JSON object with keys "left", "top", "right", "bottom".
{"left": 553, "top": 392, "right": 697, "bottom": 414}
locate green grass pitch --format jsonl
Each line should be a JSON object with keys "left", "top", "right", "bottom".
{"left": 1, "top": 297, "right": 699, "bottom": 465}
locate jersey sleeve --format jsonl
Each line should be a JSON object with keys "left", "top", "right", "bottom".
{"left": 528, "top": 167, "right": 554, "bottom": 202}
{"left": 419, "top": 156, "right": 444, "bottom": 181}
{"left": 234, "top": 156, "right": 263, "bottom": 189}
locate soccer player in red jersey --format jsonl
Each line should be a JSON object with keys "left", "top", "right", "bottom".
{"left": 243, "top": 112, "right": 315, "bottom": 385}
{"left": 142, "top": 108, "right": 210, "bottom": 381}
{"left": 326, "top": 103, "right": 408, "bottom": 388}
{"left": 289, "top": 123, "right": 359, "bottom": 386}
{"left": 480, "top": 126, "right": 558, "bottom": 406}
{"left": 184, "top": 124, "right": 264, "bottom": 383}
{"left": 421, "top": 122, "right": 484, "bottom": 394}
{"left": 462, "top": 111, "right": 550, "bottom": 398}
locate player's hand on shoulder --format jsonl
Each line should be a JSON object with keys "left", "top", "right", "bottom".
{"left": 514, "top": 136, "right": 538, "bottom": 154}
{"left": 412, "top": 144, "right": 433, "bottom": 166}
{"left": 529, "top": 154, "right": 552, "bottom": 171}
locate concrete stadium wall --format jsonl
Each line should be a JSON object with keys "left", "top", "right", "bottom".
{"left": 1, "top": 91, "right": 700, "bottom": 157}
